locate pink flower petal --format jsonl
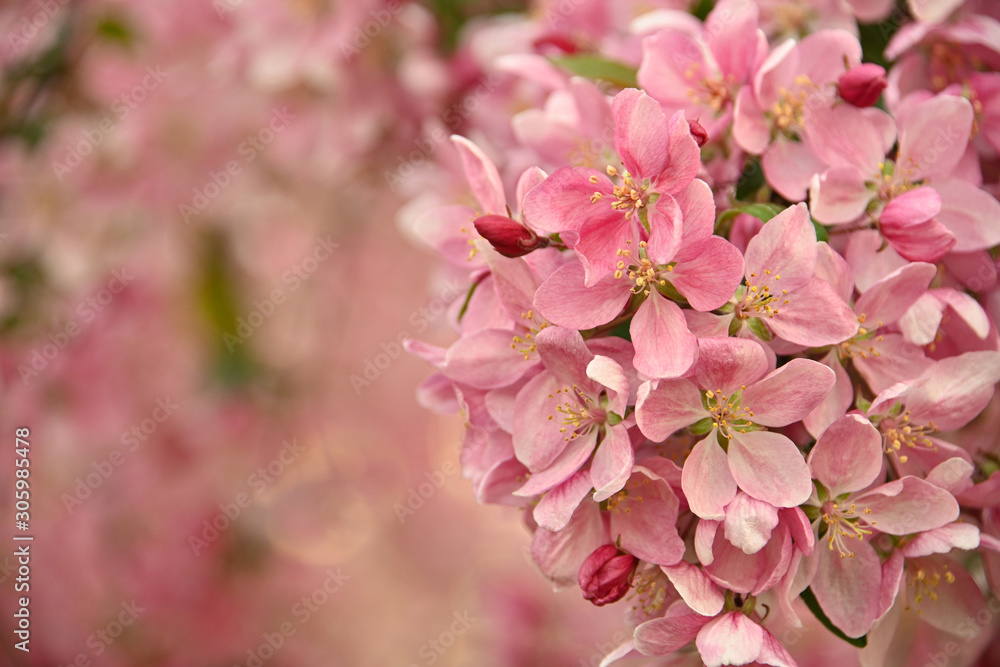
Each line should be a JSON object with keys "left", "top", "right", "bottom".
{"left": 631, "top": 292, "right": 699, "bottom": 379}
{"left": 533, "top": 468, "right": 594, "bottom": 531}
{"left": 682, "top": 433, "right": 738, "bottom": 520}
{"left": 444, "top": 328, "right": 535, "bottom": 389}
{"left": 762, "top": 137, "right": 829, "bottom": 203}
{"left": 661, "top": 561, "right": 725, "bottom": 617}
{"left": 673, "top": 178, "right": 717, "bottom": 262}
{"left": 807, "top": 414, "right": 883, "bottom": 497}
{"left": 803, "top": 350, "right": 854, "bottom": 439}
{"left": 612, "top": 88, "right": 671, "bottom": 180}
{"left": 514, "top": 430, "right": 597, "bottom": 497}
{"left": 693, "top": 336, "right": 770, "bottom": 395}
{"left": 934, "top": 177, "right": 1000, "bottom": 252}
{"left": 907, "top": 351, "right": 1000, "bottom": 430}
{"left": 534, "top": 259, "right": 631, "bottom": 330}
{"left": 804, "top": 101, "right": 887, "bottom": 174}
{"left": 531, "top": 502, "right": 607, "bottom": 587}
{"left": 856, "top": 477, "right": 959, "bottom": 535}
{"left": 695, "top": 611, "right": 763, "bottom": 667}
{"left": 635, "top": 378, "right": 708, "bottom": 441}
{"left": 610, "top": 471, "right": 685, "bottom": 566}
{"left": 728, "top": 431, "right": 812, "bottom": 508}
{"left": 724, "top": 491, "right": 780, "bottom": 555}
{"left": 766, "top": 278, "right": 860, "bottom": 347}
{"left": 809, "top": 166, "right": 874, "bottom": 224}
{"left": 634, "top": 612, "right": 711, "bottom": 657}
{"left": 670, "top": 236, "right": 745, "bottom": 311}
{"left": 742, "top": 358, "right": 836, "bottom": 427}
{"left": 523, "top": 165, "right": 614, "bottom": 235}
{"left": 855, "top": 261, "right": 937, "bottom": 327}
{"left": 743, "top": 203, "right": 817, "bottom": 291}
{"left": 812, "top": 538, "right": 882, "bottom": 638}
{"left": 451, "top": 135, "right": 506, "bottom": 215}
{"left": 897, "top": 95, "right": 973, "bottom": 181}
{"left": 591, "top": 425, "right": 634, "bottom": 502}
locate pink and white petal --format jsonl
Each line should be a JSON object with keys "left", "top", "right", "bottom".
{"left": 413, "top": 204, "right": 483, "bottom": 267}
{"left": 611, "top": 475, "right": 685, "bottom": 566}
{"left": 742, "top": 358, "right": 836, "bottom": 427}
{"left": 706, "top": 0, "right": 760, "bottom": 83}
{"left": 477, "top": 457, "right": 530, "bottom": 506}
{"left": 897, "top": 96, "right": 973, "bottom": 181}
{"left": 514, "top": 430, "right": 597, "bottom": 497}
{"left": 934, "top": 177, "right": 1000, "bottom": 252}
{"left": 762, "top": 138, "right": 829, "bottom": 203}
{"left": 575, "top": 211, "right": 636, "bottom": 285}
{"left": 531, "top": 501, "right": 607, "bottom": 588}
{"left": 591, "top": 425, "right": 634, "bottom": 502}
{"left": 803, "top": 350, "right": 854, "bottom": 439}
{"left": 924, "top": 457, "right": 975, "bottom": 496}
{"left": 782, "top": 507, "right": 815, "bottom": 556}
{"left": 451, "top": 135, "right": 506, "bottom": 215}
{"left": 533, "top": 468, "right": 594, "bottom": 532}
{"left": 852, "top": 333, "right": 932, "bottom": 396}
{"left": 696, "top": 519, "right": 721, "bottom": 566}
{"left": 634, "top": 612, "right": 711, "bottom": 657}
{"left": 797, "top": 29, "right": 862, "bottom": 84}
{"left": 815, "top": 242, "right": 854, "bottom": 304}
{"left": 612, "top": 88, "right": 671, "bottom": 179}
{"left": 670, "top": 237, "right": 745, "bottom": 311}
{"left": 523, "top": 165, "right": 613, "bottom": 235}
{"left": 757, "top": 629, "right": 797, "bottom": 667}
{"left": 655, "top": 110, "right": 702, "bottom": 194}
{"left": 535, "top": 260, "right": 632, "bottom": 330}
{"left": 631, "top": 293, "right": 699, "bottom": 379}
{"left": 812, "top": 538, "right": 882, "bottom": 638}
{"left": 898, "top": 292, "right": 944, "bottom": 345}
{"left": 673, "top": 178, "right": 717, "bottom": 262}
{"left": 598, "top": 639, "right": 635, "bottom": 667}
{"left": 636, "top": 378, "right": 708, "bottom": 441}
{"left": 514, "top": 166, "right": 548, "bottom": 218}
{"left": 767, "top": 278, "right": 859, "bottom": 346}
{"left": 907, "top": 351, "right": 1000, "bottom": 430}
{"left": 807, "top": 414, "right": 883, "bottom": 497}
{"left": 682, "top": 433, "right": 738, "bottom": 520}
{"left": 645, "top": 194, "right": 683, "bottom": 264}
{"left": 934, "top": 288, "right": 991, "bottom": 339}
{"left": 907, "top": 556, "right": 984, "bottom": 635}
{"left": 855, "top": 262, "right": 937, "bottom": 326}
{"left": 638, "top": 30, "right": 709, "bottom": 110}
{"left": 856, "top": 477, "right": 959, "bottom": 535}
{"left": 535, "top": 325, "right": 598, "bottom": 390}
{"left": 901, "top": 523, "right": 980, "bottom": 558}
{"left": 728, "top": 431, "right": 813, "bottom": 508}
{"left": 743, "top": 203, "right": 817, "bottom": 290}
{"left": 513, "top": 373, "right": 574, "bottom": 471}
{"left": 443, "top": 328, "right": 535, "bottom": 389}
{"left": 733, "top": 86, "right": 769, "bottom": 154}
{"left": 877, "top": 550, "right": 905, "bottom": 620}
{"left": 661, "top": 561, "right": 725, "bottom": 617}
{"left": 694, "top": 336, "right": 770, "bottom": 396}
{"left": 587, "top": 355, "right": 630, "bottom": 414}
{"left": 845, "top": 228, "right": 909, "bottom": 293}
{"left": 804, "top": 101, "right": 888, "bottom": 173}
{"left": 723, "top": 491, "right": 780, "bottom": 555}
{"left": 809, "top": 166, "right": 874, "bottom": 224}
{"left": 695, "top": 611, "right": 764, "bottom": 667}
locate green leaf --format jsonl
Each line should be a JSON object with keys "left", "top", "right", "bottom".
{"left": 812, "top": 217, "right": 830, "bottom": 243}
{"left": 735, "top": 157, "right": 764, "bottom": 199}
{"left": 800, "top": 587, "right": 869, "bottom": 648}
{"left": 549, "top": 55, "right": 638, "bottom": 88}
{"left": 738, "top": 203, "right": 783, "bottom": 223}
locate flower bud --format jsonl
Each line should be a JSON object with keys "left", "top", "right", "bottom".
{"left": 688, "top": 119, "right": 709, "bottom": 147}
{"left": 473, "top": 214, "right": 547, "bottom": 258}
{"left": 578, "top": 544, "right": 637, "bottom": 606}
{"left": 838, "top": 64, "right": 888, "bottom": 108}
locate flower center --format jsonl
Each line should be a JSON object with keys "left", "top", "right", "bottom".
{"left": 905, "top": 562, "right": 955, "bottom": 614}
{"left": 590, "top": 166, "right": 648, "bottom": 220}
{"left": 705, "top": 388, "right": 755, "bottom": 439}
{"left": 735, "top": 270, "right": 787, "bottom": 319}
{"left": 510, "top": 310, "right": 549, "bottom": 361}
{"left": 614, "top": 241, "right": 673, "bottom": 295}
{"left": 682, "top": 63, "right": 734, "bottom": 113}
{"left": 838, "top": 316, "right": 884, "bottom": 360}
{"left": 627, "top": 567, "right": 669, "bottom": 616}
{"left": 880, "top": 411, "right": 938, "bottom": 464}
{"left": 821, "top": 500, "right": 874, "bottom": 558}
{"left": 770, "top": 77, "right": 814, "bottom": 134}
{"left": 547, "top": 384, "right": 606, "bottom": 442}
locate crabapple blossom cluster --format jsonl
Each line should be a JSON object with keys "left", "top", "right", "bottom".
{"left": 406, "top": 0, "right": 1000, "bottom": 664}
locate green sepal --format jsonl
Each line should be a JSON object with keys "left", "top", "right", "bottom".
{"left": 856, "top": 395, "right": 872, "bottom": 413}
{"left": 802, "top": 504, "right": 822, "bottom": 522}
{"left": 689, "top": 417, "right": 715, "bottom": 436}
{"left": 746, "top": 317, "right": 773, "bottom": 341}
{"left": 738, "top": 202, "right": 783, "bottom": 223}
{"left": 607, "top": 411, "right": 623, "bottom": 426}
{"left": 814, "top": 480, "right": 829, "bottom": 504}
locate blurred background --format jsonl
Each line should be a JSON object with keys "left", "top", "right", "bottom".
{"left": 0, "top": 1, "right": 631, "bottom": 665}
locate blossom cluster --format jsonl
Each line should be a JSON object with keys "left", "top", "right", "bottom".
{"left": 406, "top": 0, "right": 1000, "bottom": 664}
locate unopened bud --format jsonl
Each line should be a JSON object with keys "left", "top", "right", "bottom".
{"left": 473, "top": 214, "right": 547, "bottom": 258}
{"left": 838, "top": 64, "right": 887, "bottom": 108}
{"left": 578, "top": 544, "right": 637, "bottom": 606}
{"left": 688, "top": 119, "right": 709, "bottom": 147}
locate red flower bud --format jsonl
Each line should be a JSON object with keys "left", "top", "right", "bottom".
{"left": 578, "top": 544, "right": 637, "bottom": 606}
{"left": 838, "top": 64, "right": 888, "bottom": 108}
{"left": 473, "top": 214, "right": 547, "bottom": 258}
{"left": 688, "top": 119, "right": 709, "bottom": 147}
